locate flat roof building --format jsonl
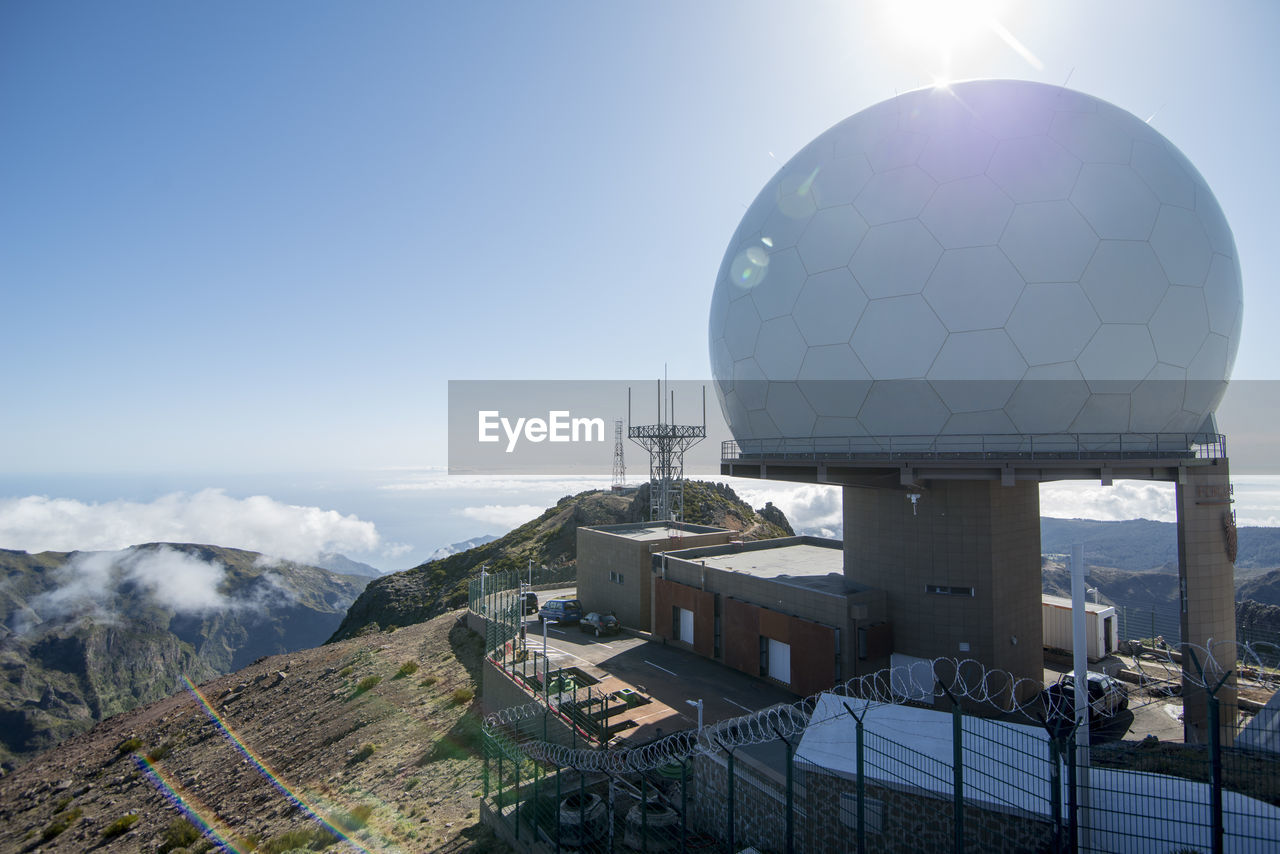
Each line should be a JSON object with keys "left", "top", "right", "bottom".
{"left": 576, "top": 522, "right": 735, "bottom": 632}
{"left": 652, "top": 537, "right": 889, "bottom": 697}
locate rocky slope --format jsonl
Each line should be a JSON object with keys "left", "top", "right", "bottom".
{"left": 328, "top": 481, "right": 793, "bottom": 642}
{"left": 0, "top": 610, "right": 498, "bottom": 853}
{"left": 0, "top": 544, "right": 367, "bottom": 769}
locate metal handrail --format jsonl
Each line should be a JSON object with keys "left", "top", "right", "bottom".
{"left": 720, "top": 433, "right": 1227, "bottom": 463}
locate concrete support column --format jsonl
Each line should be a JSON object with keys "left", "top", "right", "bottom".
{"left": 1176, "top": 460, "right": 1238, "bottom": 745}
{"left": 842, "top": 480, "right": 1043, "bottom": 706}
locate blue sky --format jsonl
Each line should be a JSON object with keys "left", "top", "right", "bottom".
{"left": 2, "top": 1, "right": 1278, "bottom": 567}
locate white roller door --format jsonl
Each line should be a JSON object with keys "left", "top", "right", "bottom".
{"left": 767, "top": 638, "right": 791, "bottom": 685}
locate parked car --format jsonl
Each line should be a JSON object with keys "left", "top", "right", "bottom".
{"left": 520, "top": 591, "right": 539, "bottom": 615}
{"left": 580, "top": 612, "right": 621, "bottom": 636}
{"left": 1042, "top": 672, "right": 1129, "bottom": 721}
{"left": 538, "top": 597, "right": 583, "bottom": 624}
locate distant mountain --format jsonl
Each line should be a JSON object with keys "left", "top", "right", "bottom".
{"left": 328, "top": 481, "right": 793, "bottom": 641}
{"left": 1041, "top": 518, "right": 1280, "bottom": 573}
{"left": 311, "top": 551, "right": 383, "bottom": 578}
{"left": 428, "top": 534, "right": 497, "bottom": 562}
{"left": 0, "top": 543, "right": 367, "bottom": 769}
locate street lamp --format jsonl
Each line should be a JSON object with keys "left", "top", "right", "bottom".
{"left": 685, "top": 698, "right": 703, "bottom": 733}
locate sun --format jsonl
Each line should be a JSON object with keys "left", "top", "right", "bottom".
{"left": 880, "top": 0, "right": 1008, "bottom": 55}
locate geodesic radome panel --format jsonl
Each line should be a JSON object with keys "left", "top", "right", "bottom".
{"left": 708, "top": 79, "right": 1242, "bottom": 441}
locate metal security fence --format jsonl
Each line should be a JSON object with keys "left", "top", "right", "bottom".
{"left": 472, "top": 572, "right": 1280, "bottom": 852}
{"left": 480, "top": 684, "right": 1280, "bottom": 853}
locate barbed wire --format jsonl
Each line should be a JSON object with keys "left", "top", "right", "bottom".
{"left": 482, "top": 639, "right": 1280, "bottom": 773}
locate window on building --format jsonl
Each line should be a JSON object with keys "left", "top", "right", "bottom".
{"left": 609, "top": 570, "right": 625, "bottom": 585}
{"left": 926, "top": 584, "right": 974, "bottom": 597}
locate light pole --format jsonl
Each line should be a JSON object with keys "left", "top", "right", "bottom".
{"left": 685, "top": 698, "right": 703, "bottom": 733}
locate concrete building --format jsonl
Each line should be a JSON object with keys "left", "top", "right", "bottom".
{"left": 652, "top": 536, "right": 889, "bottom": 697}
{"left": 576, "top": 522, "right": 734, "bottom": 631}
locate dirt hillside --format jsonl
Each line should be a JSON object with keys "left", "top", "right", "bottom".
{"left": 0, "top": 611, "right": 502, "bottom": 853}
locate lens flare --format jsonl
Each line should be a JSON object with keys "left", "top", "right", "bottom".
{"left": 730, "top": 245, "right": 770, "bottom": 289}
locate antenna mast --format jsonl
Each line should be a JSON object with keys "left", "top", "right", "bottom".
{"left": 627, "top": 377, "right": 706, "bottom": 523}
{"left": 611, "top": 418, "right": 626, "bottom": 491}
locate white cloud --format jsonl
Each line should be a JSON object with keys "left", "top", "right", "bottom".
{"left": 0, "top": 489, "right": 381, "bottom": 563}
{"left": 1039, "top": 481, "right": 1176, "bottom": 522}
{"left": 458, "top": 504, "right": 545, "bottom": 531}
{"left": 379, "top": 473, "right": 609, "bottom": 494}
{"left": 21, "top": 545, "right": 298, "bottom": 632}
{"left": 727, "top": 480, "right": 844, "bottom": 538}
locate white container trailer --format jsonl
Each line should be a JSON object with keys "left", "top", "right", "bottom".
{"left": 1041, "top": 594, "right": 1118, "bottom": 661}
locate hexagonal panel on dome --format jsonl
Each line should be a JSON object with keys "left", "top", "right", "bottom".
{"left": 918, "top": 125, "right": 998, "bottom": 183}
{"left": 1130, "top": 140, "right": 1196, "bottom": 209}
{"left": 1000, "top": 200, "right": 1099, "bottom": 283}
{"left": 1080, "top": 241, "right": 1169, "bottom": 324}
{"left": 1203, "top": 254, "right": 1242, "bottom": 337}
{"left": 1005, "top": 363, "right": 1091, "bottom": 434}
{"left": 749, "top": 248, "right": 807, "bottom": 320}
{"left": 850, "top": 295, "right": 946, "bottom": 379}
{"left": 919, "top": 175, "right": 1014, "bottom": 249}
{"left": 1071, "top": 163, "right": 1160, "bottom": 241}
{"left": 964, "top": 82, "right": 1054, "bottom": 139}
{"left": 764, "top": 382, "right": 818, "bottom": 437}
{"left": 754, "top": 316, "right": 809, "bottom": 381}
{"left": 928, "top": 330, "right": 1026, "bottom": 411}
{"left": 923, "top": 246, "right": 1025, "bottom": 332}
{"left": 761, "top": 194, "right": 814, "bottom": 253}
{"left": 1130, "top": 362, "right": 1188, "bottom": 432}
{"left": 710, "top": 336, "right": 733, "bottom": 383}
{"left": 746, "top": 408, "right": 783, "bottom": 439}
{"left": 867, "top": 129, "right": 927, "bottom": 172}
{"left": 988, "top": 136, "right": 1082, "bottom": 203}
{"left": 724, "top": 297, "right": 762, "bottom": 361}
{"left": 798, "top": 205, "right": 868, "bottom": 274}
{"left": 793, "top": 268, "right": 867, "bottom": 346}
{"left": 942, "top": 410, "right": 1019, "bottom": 435}
{"left": 1151, "top": 205, "right": 1213, "bottom": 286}
{"left": 831, "top": 99, "right": 903, "bottom": 160}
{"left": 1196, "top": 185, "right": 1238, "bottom": 258}
{"left": 1186, "top": 335, "right": 1230, "bottom": 414}
{"left": 798, "top": 344, "right": 871, "bottom": 418}
{"left": 850, "top": 220, "right": 943, "bottom": 299}
{"left": 1149, "top": 286, "right": 1210, "bottom": 368}
{"left": 854, "top": 165, "right": 937, "bottom": 225}
{"left": 1007, "top": 283, "right": 1100, "bottom": 365}
{"left": 1049, "top": 108, "right": 1134, "bottom": 164}
{"left": 811, "top": 154, "right": 873, "bottom": 209}
{"left": 1077, "top": 324, "right": 1158, "bottom": 387}
{"left": 1069, "top": 394, "right": 1133, "bottom": 433}
{"left": 813, "top": 416, "right": 868, "bottom": 436}
{"left": 858, "top": 381, "right": 950, "bottom": 436}
{"left": 732, "top": 357, "right": 768, "bottom": 410}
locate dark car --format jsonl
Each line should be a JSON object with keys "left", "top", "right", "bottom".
{"left": 580, "top": 612, "right": 620, "bottom": 637}
{"left": 538, "top": 597, "right": 583, "bottom": 624}
{"left": 1042, "top": 672, "right": 1129, "bottom": 721}
{"left": 520, "top": 591, "right": 539, "bottom": 615}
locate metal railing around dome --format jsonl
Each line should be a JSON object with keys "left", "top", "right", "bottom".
{"left": 720, "top": 432, "right": 1227, "bottom": 463}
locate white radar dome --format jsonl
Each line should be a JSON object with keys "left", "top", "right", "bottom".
{"left": 709, "top": 79, "right": 1242, "bottom": 443}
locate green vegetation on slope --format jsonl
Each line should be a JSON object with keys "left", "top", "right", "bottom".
{"left": 328, "top": 481, "right": 794, "bottom": 641}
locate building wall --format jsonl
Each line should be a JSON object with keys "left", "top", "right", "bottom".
{"left": 577, "top": 525, "right": 733, "bottom": 631}
{"left": 1176, "top": 459, "right": 1238, "bottom": 744}
{"left": 802, "top": 767, "right": 1054, "bottom": 854}
{"left": 843, "top": 481, "right": 1043, "bottom": 705}
{"left": 653, "top": 578, "right": 715, "bottom": 658}
{"left": 653, "top": 552, "right": 874, "bottom": 696}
